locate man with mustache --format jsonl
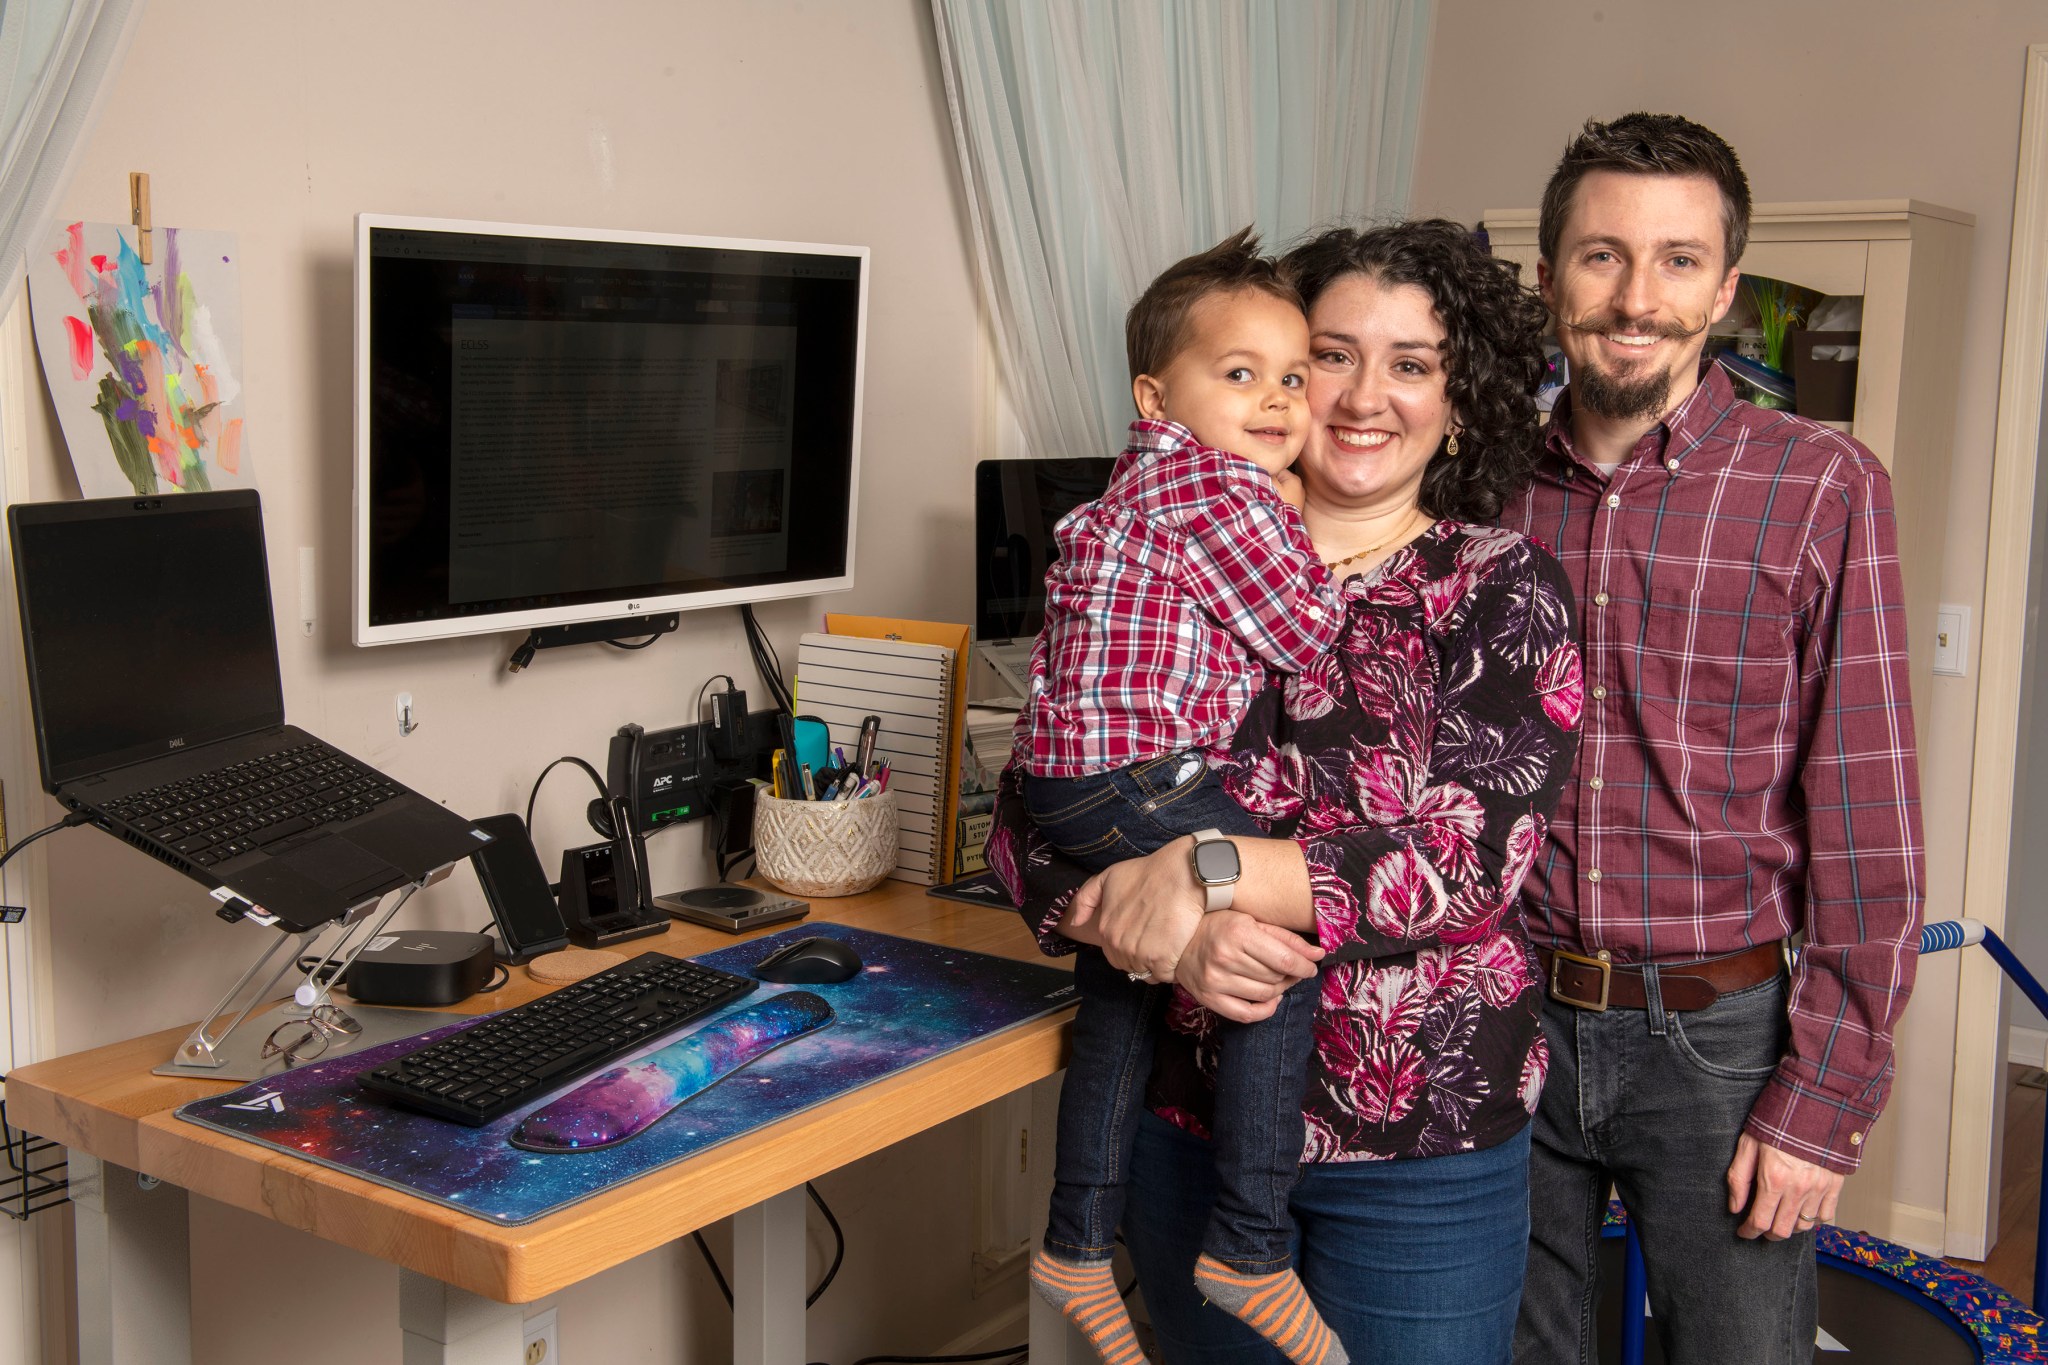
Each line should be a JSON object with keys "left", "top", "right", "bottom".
{"left": 1500, "top": 113, "right": 1923, "bottom": 1365}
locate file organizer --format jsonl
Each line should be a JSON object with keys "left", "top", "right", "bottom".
{"left": 796, "top": 616, "right": 970, "bottom": 884}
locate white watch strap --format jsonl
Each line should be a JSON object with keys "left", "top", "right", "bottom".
{"left": 1192, "top": 829, "right": 1235, "bottom": 912}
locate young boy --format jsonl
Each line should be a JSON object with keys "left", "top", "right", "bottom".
{"left": 1018, "top": 229, "right": 1345, "bottom": 1365}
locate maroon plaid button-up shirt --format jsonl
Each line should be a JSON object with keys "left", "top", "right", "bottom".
{"left": 1018, "top": 419, "right": 1341, "bottom": 778}
{"left": 1499, "top": 364, "right": 1923, "bottom": 1173}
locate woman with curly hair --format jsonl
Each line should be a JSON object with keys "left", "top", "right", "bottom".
{"left": 989, "top": 219, "right": 1581, "bottom": 1364}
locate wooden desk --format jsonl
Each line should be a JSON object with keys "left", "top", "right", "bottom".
{"left": 7, "top": 882, "right": 1083, "bottom": 1365}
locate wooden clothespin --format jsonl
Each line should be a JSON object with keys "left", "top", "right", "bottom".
{"left": 129, "top": 171, "right": 151, "bottom": 265}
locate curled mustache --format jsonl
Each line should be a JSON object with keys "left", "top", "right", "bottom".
{"left": 1556, "top": 311, "right": 1710, "bottom": 344}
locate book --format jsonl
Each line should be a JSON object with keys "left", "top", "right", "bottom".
{"left": 963, "top": 703, "right": 1022, "bottom": 795}
{"left": 795, "top": 616, "right": 971, "bottom": 885}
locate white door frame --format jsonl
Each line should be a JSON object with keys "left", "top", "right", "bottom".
{"left": 1950, "top": 41, "right": 2048, "bottom": 1260}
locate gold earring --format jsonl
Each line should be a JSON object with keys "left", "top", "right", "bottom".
{"left": 1446, "top": 432, "right": 1460, "bottom": 457}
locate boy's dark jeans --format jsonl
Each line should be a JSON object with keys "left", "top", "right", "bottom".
{"left": 1025, "top": 751, "right": 1318, "bottom": 1272}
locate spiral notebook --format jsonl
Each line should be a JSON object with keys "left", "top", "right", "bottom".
{"left": 795, "top": 616, "right": 971, "bottom": 884}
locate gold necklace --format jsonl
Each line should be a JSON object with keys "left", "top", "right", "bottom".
{"left": 1320, "top": 509, "right": 1426, "bottom": 573}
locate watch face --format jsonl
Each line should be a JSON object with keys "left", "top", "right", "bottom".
{"left": 1192, "top": 838, "right": 1240, "bottom": 885}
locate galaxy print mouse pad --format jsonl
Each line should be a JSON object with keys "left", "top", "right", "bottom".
{"left": 176, "top": 925, "right": 1078, "bottom": 1225}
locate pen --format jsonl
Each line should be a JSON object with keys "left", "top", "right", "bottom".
{"left": 835, "top": 747, "right": 848, "bottom": 769}
{"left": 800, "top": 763, "right": 817, "bottom": 800}
{"left": 854, "top": 714, "right": 881, "bottom": 775}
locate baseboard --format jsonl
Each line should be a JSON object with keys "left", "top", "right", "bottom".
{"left": 2010, "top": 1025, "right": 2048, "bottom": 1068}
{"left": 932, "top": 1299, "right": 1029, "bottom": 1359}
{"left": 1882, "top": 1201, "right": 1948, "bottom": 1257}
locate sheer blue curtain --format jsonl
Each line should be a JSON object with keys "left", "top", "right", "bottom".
{"left": 0, "top": 0, "right": 144, "bottom": 318}
{"left": 931, "top": 0, "right": 1433, "bottom": 459}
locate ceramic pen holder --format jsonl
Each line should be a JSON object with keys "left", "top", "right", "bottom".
{"left": 753, "top": 790, "right": 899, "bottom": 898}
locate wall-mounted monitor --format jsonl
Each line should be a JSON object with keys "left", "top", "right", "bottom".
{"left": 354, "top": 215, "right": 867, "bottom": 646}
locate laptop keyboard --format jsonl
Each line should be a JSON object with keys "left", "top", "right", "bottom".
{"left": 360, "top": 951, "right": 760, "bottom": 1125}
{"left": 101, "top": 740, "right": 400, "bottom": 868}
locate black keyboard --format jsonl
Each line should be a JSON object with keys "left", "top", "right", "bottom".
{"left": 360, "top": 951, "right": 759, "bottom": 1126}
{"left": 101, "top": 740, "right": 400, "bottom": 868}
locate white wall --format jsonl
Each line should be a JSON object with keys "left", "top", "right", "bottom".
{"left": 2005, "top": 352, "right": 2048, "bottom": 1049}
{"left": 11, "top": 3, "right": 1011, "bottom": 1362}
{"left": 1410, "top": 1, "right": 2048, "bottom": 1247}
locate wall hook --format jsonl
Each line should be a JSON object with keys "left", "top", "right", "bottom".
{"left": 397, "top": 692, "right": 420, "bottom": 738}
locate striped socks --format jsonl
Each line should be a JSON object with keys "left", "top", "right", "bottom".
{"left": 1030, "top": 1249, "right": 1145, "bottom": 1365}
{"left": 1193, "top": 1253, "right": 1347, "bottom": 1365}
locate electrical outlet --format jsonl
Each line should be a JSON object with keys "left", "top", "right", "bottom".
{"left": 522, "top": 1306, "right": 558, "bottom": 1365}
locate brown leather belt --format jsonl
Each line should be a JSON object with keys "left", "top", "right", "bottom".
{"left": 1535, "top": 942, "right": 1785, "bottom": 1012}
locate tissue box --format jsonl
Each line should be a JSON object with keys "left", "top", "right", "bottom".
{"left": 1788, "top": 329, "right": 1859, "bottom": 422}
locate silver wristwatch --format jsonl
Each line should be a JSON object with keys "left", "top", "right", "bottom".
{"left": 1189, "top": 829, "right": 1241, "bottom": 912}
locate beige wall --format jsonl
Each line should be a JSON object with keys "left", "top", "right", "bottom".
{"left": 12, "top": 2, "right": 1010, "bottom": 1362}
{"left": 1411, "top": 1, "right": 2048, "bottom": 1243}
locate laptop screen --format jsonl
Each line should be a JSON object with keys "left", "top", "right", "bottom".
{"left": 10, "top": 491, "right": 286, "bottom": 789}
{"left": 973, "top": 458, "right": 1115, "bottom": 642}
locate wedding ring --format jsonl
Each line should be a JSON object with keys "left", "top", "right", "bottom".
{"left": 1127, "top": 969, "right": 1152, "bottom": 983}
{"left": 1796, "top": 1213, "right": 1819, "bottom": 1225}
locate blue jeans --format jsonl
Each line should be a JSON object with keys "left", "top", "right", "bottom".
{"left": 1025, "top": 755, "right": 1316, "bottom": 1272}
{"left": 1516, "top": 972, "right": 1816, "bottom": 1365}
{"left": 1125, "top": 1109, "right": 1533, "bottom": 1363}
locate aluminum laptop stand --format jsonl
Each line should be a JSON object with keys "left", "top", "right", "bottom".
{"left": 154, "top": 869, "right": 459, "bottom": 1082}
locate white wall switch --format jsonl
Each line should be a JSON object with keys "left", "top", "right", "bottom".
{"left": 1933, "top": 604, "right": 1969, "bottom": 677}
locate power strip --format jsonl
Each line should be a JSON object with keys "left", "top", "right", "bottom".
{"left": 606, "top": 709, "right": 780, "bottom": 832}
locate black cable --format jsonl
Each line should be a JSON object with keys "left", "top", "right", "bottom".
{"left": 805, "top": 1182, "right": 844, "bottom": 1308}
{"left": 523, "top": 756, "right": 612, "bottom": 841}
{"left": 689, "top": 1180, "right": 847, "bottom": 1312}
{"left": 741, "top": 605, "right": 794, "bottom": 714}
{"left": 481, "top": 963, "right": 509, "bottom": 992}
{"left": 692, "top": 1229, "right": 733, "bottom": 1306}
{"left": 508, "top": 632, "right": 539, "bottom": 673}
{"left": 0, "top": 813, "right": 92, "bottom": 877}
{"left": 604, "top": 635, "right": 661, "bottom": 651}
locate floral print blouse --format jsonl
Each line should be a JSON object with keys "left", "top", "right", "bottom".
{"left": 989, "top": 521, "right": 1583, "bottom": 1161}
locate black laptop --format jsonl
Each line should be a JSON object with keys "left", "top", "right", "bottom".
{"left": 8, "top": 490, "right": 490, "bottom": 933}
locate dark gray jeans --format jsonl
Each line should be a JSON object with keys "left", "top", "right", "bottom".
{"left": 1515, "top": 970, "right": 1817, "bottom": 1365}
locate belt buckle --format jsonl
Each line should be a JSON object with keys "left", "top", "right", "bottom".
{"left": 1550, "top": 948, "right": 1612, "bottom": 1012}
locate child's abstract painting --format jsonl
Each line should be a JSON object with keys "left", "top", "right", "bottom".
{"left": 27, "top": 222, "right": 253, "bottom": 497}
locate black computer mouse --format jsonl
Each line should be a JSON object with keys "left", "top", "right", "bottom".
{"left": 753, "top": 935, "right": 863, "bottom": 984}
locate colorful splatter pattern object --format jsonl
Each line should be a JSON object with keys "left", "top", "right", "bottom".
{"left": 178, "top": 926, "right": 1077, "bottom": 1225}
{"left": 49, "top": 221, "right": 244, "bottom": 495}
{"left": 511, "top": 991, "right": 836, "bottom": 1153}
{"left": 1601, "top": 1200, "right": 2048, "bottom": 1362}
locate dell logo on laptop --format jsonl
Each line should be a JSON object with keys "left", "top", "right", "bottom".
{"left": 169, "top": 737, "right": 186, "bottom": 749}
